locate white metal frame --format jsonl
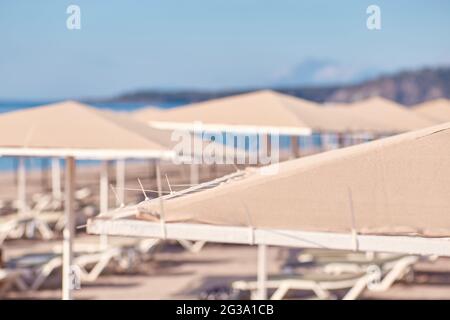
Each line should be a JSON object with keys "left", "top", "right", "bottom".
{"left": 99, "top": 160, "right": 110, "bottom": 249}
{"left": 87, "top": 218, "right": 450, "bottom": 257}
{"left": 0, "top": 148, "right": 175, "bottom": 160}
{"left": 62, "top": 156, "right": 75, "bottom": 300}
{"left": 87, "top": 218, "right": 450, "bottom": 300}
{"left": 148, "top": 121, "right": 313, "bottom": 136}
{"left": 51, "top": 158, "right": 62, "bottom": 200}
{"left": 233, "top": 255, "right": 419, "bottom": 300}
{"left": 115, "top": 159, "right": 126, "bottom": 206}
{"left": 17, "top": 157, "right": 27, "bottom": 214}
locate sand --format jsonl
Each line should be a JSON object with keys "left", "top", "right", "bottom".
{"left": 2, "top": 238, "right": 450, "bottom": 300}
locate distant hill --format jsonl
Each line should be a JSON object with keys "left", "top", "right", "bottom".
{"left": 109, "top": 66, "right": 450, "bottom": 107}
{"left": 321, "top": 67, "right": 450, "bottom": 106}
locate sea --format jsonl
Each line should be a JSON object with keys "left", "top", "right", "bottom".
{"left": 0, "top": 101, "right": 326, "bottom": 172}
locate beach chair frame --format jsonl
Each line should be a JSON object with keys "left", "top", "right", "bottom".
{"left": 232, "top": 255, "right": 419, "bottom": 300}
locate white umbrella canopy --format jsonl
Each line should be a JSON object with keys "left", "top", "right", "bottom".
{"left": 139, "top": 91, "right": 422, "bottom": 135}
{"left": 142, "top": 90, "right": 346, "bottom": 135}
{"left": 0, "top": 101, "right": 176, "bottom": 159}
{"left": 107, "top": 121, "right": 450, "bottom": 239}
{"left": 303, "top": 105, "right": 382, "bottom": 134}
{"left": 88, "top": 122, "right": 450, "bottom": 300}
{"left": 0, "top": 100, "right": 185, "bottom": 300}
{"left": 333, "top": 97, "right": 434, "bottom": 133}
{"left": 413, "top": 98, "right": 450, "bottom": 123}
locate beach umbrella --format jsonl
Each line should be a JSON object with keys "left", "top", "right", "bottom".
{"left": 88, "top": 122, "right": 450, "bottom": 297}
{"left": 334, "top": 96, "right": 434, "bottom": 134}
{"left": 321, "top": 97, "right": 438, "bottom": 149}
{"left": 0, "top": 100, "right": 177, "bottom": 299}
{"left": 137, "top": 91, "right": 415, "bottom": 159}
{"left": 138, "top": 90, "right": 314, "bottom": 135}
{"left": 413, "top": 98, "right": 450, "bottom": 123}
{"left": 133, "top": 105, "right": 254, "bottom": 184}
{"left": 137, "top": 90, "right": 361, "bottom": 159}
{"left": 0, "top": 100, "right": 176, "bottom": 156}
{"left": 105, "top": 121, "right": 450, "bottom": 237}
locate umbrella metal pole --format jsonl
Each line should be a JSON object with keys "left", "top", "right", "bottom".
{"left": 259, "top": 134, "right": 271, "bottom": 165}
{"left": 190, "top": 164, "right": 199, "bottom": 186}
{"left": 337, "top": 133, "right": 345, "bottom": 148}
{"left": 62, "top": 156, "right": 76, "bottom": 300}
{"left": 17, "top": 157, "right": 26, "bottom": 215}
{"left": 319, "top": 133, "right": 326, "bottom": 151}
{"left": 40, "top": 158, "right": 48, "bottom": 191}
{"left": 267, "top": 134, "right": 272, "bottom": 158}
{"left": 100, "top": 160, "right": 109, "bottom": 248}
{"left": 290, "top": 136, "right": 300, "bottom": 159}
{"left": 115, "top": 159, "right": 126, "bottom": 206}
{"left": 51, "top": 158, "right": 62, "bottom": 200}
{"left": 147, "top": 159, "right": 155, "bottom": 179}
{"left": 257, "top": 244, "right": 268, "bottom": 300}
{"left": 155, "top": 160, "right": 166, "bottom": 238}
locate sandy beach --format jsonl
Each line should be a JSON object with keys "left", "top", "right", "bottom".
{"left": 3, "top": 238, "right": 450, "bottom": 300}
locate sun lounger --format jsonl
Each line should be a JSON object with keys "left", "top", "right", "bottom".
{"left": 288, "top": 248, "right": 381, "bottom": 265}
{"left": 0, "top": 189, "right": 94, "bottom": 243}
{"left": 0, "top": 193, "right": 59, "bottom": 241}
{"left": 5, "top": 249, "right": 117, "bottom": 290}
{"left": 177, "top": 239, "right": 206, "bottom": 253}
{"left": 30, "top": 187, "right": 92, "bottom": 213}
{"left": 232, "top": 255, "right": 419, "bottom": 300}
{"left": 233, "top": 271, "right": 366, "bottom": 300}
{"left": 285, "top": 250, "right": 406, "bottom": 274}
{"left": 0, "top": 213, "right": 54, "bottom": 241}
{"left": 2, "top": 187, "right": 94, "bottom": 242}
{"left": 343, "top": 255, "right": 419, "bottom": 300}
{"left": 5, "top": 238, "right": 161, "bottom": 290}
{"left": 0, "top": 200, "right": 15, "bottom": 215}
{"left": 21, "top": 189, "right": 89, "bottom": 238}
{"left": 0, "top": 218, "right": 18, "bottom": 245}
{"left": 0, "top": 268, "right": 28, "bottom": 298}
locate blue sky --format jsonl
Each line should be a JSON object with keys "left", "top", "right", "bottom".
{"left": 0, "top": 0, "right": 449, "bottom": 100}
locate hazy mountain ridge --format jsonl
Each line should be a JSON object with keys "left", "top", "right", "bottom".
{"left": 111, "top": 66, "right": 450, "bottom": 107}
{"left": 324, "top": 67, "right": 450, "bottom": 105}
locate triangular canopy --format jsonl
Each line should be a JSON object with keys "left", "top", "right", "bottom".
{"left": 138, "top": 91, "right": 425, "bottom": 135}
{"left": 312, "top": 105, "right": 383, "bottom": 133}
{"left": 132, "top": 122, "right": 450, "bottom": 238}
{"left": 0, "top": 101, "right": 176, "bottom": 159}
{"left": 336, "top": 97, "right": 434, "bottom": 133}
{"left": 413, "top": 99, "right": 450, "bottom": 123}
{"left": 143, "top": 90, "right": 361, "bottom": 135}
